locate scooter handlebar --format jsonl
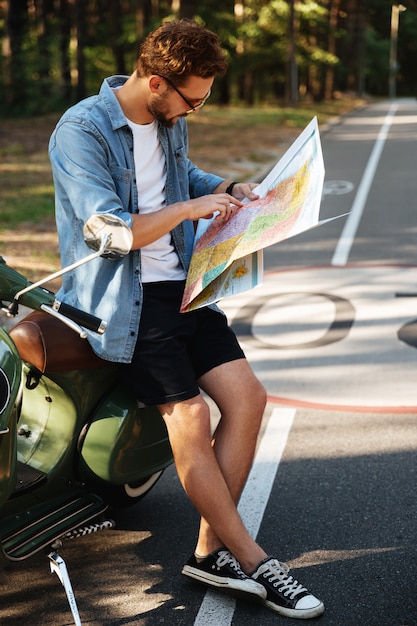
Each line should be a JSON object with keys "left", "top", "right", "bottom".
{"left": 52, "top": 300, "right": 107, "bottom": 335}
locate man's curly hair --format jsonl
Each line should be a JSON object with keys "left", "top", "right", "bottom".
{"left": 136, "top": 19, "right": 228, "bottom": 86}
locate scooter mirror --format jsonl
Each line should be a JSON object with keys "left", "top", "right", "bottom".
{"left": 83, "top": 214, "right": 133, "bottom": 260}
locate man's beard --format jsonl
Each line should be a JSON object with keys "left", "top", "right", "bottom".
{"left": 148, "top": 99, "right": 187, "bottom": 129}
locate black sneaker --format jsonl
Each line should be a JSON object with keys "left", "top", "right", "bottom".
{"left": 251, "top": 557, "right": 324, "bottom": 619}
{"left": 182, "top": 549, "right": 267, "bottom": 602}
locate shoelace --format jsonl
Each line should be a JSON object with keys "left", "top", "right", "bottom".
{"left": 215, "top": 550, "right": 245, "bottom": 576}
{"left": 263, "top": 559, "right": 308, "bottom": 599}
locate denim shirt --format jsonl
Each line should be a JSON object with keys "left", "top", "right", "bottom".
{"left": 49, "top": 76, "right": 224, "bottom": 363}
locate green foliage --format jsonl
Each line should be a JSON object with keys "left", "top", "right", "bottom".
{"left": 363, "top": 29, "right": 390, "bottom": 96}
{"left": 0, "top": 190, "right": 54, "bottom": 228}
{"left": 0, "top": 0, "right": 416, "bottom": 116}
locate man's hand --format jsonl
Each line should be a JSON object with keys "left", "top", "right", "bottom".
{"left": 214, "top": 181, "right": 260, "bottom": 203}
{"left": 187, "top": 193, "right": 243, "bottom": 221}
{"left": 130, "top": 189, "right": 250, "bottom": 250}
{"left": 230, "top": 182, "right": 259, "bottom": 202}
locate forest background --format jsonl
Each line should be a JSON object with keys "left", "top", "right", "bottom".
{"left": 1, "top": 0, "right": 417, "bottom": 116}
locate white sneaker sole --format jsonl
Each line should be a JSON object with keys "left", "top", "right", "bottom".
{"left": 264, "top": 597, "right": 325, "bottom": 619}
{"left": 182, "top": 564, "right": 267, "bottom": 602}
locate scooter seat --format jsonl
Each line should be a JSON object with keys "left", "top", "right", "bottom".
{"left": 9, "top": 310, "right": 109, "bottom": 373}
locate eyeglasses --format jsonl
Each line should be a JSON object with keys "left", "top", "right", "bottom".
{"left": 157, "top": 74, "right": 211, "bottom": 113}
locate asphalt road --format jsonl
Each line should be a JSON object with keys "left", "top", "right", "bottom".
{"left": 2, "top": 99, "right": 417, "bottom": 625}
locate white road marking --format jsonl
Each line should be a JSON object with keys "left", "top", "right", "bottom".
{"left": 331, "top": 102, "right": 398, "bottom": 267}
{"left": 193, "top": 407, "right": 296, "bottom": 625}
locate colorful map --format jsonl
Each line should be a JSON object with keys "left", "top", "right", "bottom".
{"left": 180, "top": 117, "right": 325, "bottom": 312}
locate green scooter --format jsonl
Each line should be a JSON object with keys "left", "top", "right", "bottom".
{"left": 0, "top": 215, "right": 173, "bottom": 624}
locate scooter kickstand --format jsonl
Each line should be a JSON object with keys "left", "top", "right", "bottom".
{"left": 48, "top": 551, "right": 82, "bottom": 626}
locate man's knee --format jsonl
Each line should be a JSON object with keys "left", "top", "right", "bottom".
{"left": 240, "top": 376, "right": 267, "bottom": 416}
{"left": 158, "top": 396, "right": 212, "bottom": 440}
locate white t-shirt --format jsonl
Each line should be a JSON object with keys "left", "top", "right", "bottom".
{"left": 126, "top": 118, "right": 186, "bottom": 283}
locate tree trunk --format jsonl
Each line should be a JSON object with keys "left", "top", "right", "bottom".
{"left": 344, "top": 0, "right": 361, "bottom": 93}
{"left": 356, "top": 0, "right": 367, "bottom": 97}
{"left": 135, "top": 0, "right": 158, "bottom": 52}
{"left": 6, "top": 0, "right": 29, "bottom": 109}
{"left": 38, "top": 0, "right": 55, "bottom": 101}
{"left": 109, "top": 0, "right": 126, "bottom": 75}
{"left": 58, "top": 0, "right": 72, "bottom": 103}
{"left": 178, "top": 0, "right": 196, "bottom": 19}
{"left": 285, "top": 0, "right": 298, "bottom": 105}
{"left": 74, "top": 0, "right": 86, "bottom": 101}
{"left": 324, "top": 0, "right": 340, "bottom": 100}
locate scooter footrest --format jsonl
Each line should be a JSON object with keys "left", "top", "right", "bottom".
{"left": 11, "top": 461, "right": 47, "bottom": 497}
{"left": 0, "top": 491, "right": 107, "bottom": 560}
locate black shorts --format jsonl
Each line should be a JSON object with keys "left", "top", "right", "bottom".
{"left": 120, "top": 281, "right": 245, "bottom": 406}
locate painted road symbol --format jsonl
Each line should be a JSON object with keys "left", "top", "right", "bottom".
{"left": 323, "top": 180, "right": 354, "bottom": 195}
{"left": 220, "top": 265, "right": 417, "bottom": 411}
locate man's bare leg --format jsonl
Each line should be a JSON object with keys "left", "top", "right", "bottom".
{"left": 158, "top": 358, "right": 268, "bottom": 573}
{"left": 158, "top": 358, "right": 325, "bottom": 619}
{"left": 195, "top": 358, "right": 268, "bottom": 571}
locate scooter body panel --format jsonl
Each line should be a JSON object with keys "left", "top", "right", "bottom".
{"left": 0, "top": 328, "right": 22, "bottom": 508}
{"left": 0, "top": 489, "right": 107, "bottom": 561}
{"left": 0, "top": 256, "right": 55, "bottom": 310}
{"left": 16, "top": 364, "right": 119, "bottom": 471}
{"left": 17, "top": 365, "right": 78, "bottom": 473}
{"left": 79, "top": 383, "right": 173, "bottom": 485}
{"left": 0, "top": 245, "right": 174, "bottom": 566}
